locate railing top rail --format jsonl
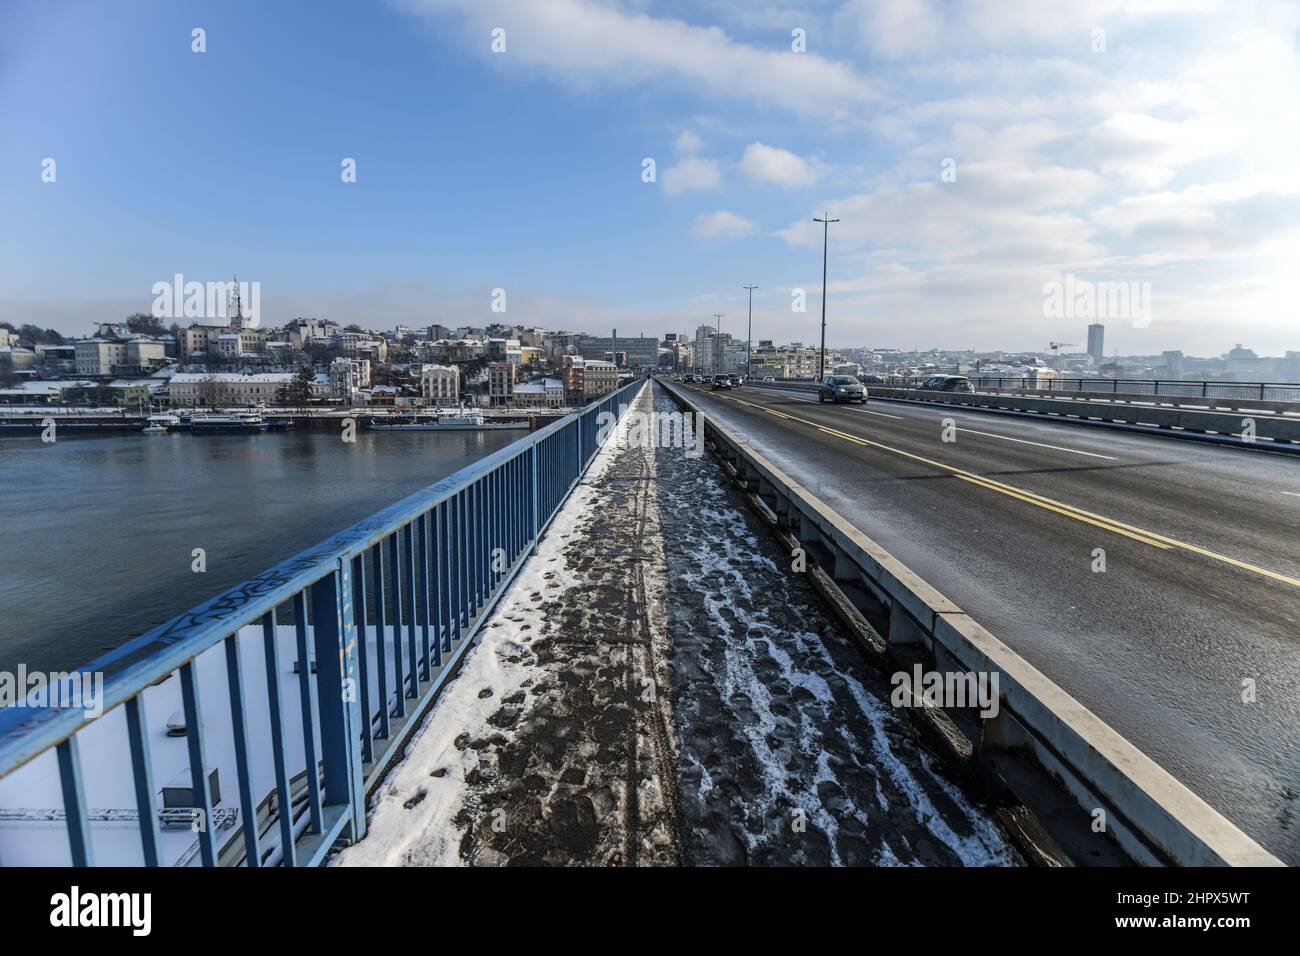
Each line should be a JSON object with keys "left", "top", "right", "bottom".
{"left": 0, "top": 382, "right": 639, "bottom": 775}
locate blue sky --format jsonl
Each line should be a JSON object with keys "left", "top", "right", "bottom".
{"left": 2, "top": 0, "right": 1299, "bottom": 355}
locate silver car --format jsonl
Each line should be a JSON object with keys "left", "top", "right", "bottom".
{"left": 818, "top": 375, "right": 867, "bottom": 403}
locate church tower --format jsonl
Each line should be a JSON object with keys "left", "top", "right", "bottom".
{"left": 229, "top": 275, "right": 244, "bottom": 330}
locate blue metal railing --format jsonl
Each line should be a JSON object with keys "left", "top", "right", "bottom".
{"left": 0, "top": 380, "right": 644, "bottom": 866}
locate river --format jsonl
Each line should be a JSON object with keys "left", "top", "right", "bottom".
{"left": 0, "top": 426, "right": 523, "bottom": 672}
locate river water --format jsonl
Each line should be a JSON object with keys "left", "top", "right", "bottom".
{"left": 0, "top": 427, "right": 523, "bottom": 672}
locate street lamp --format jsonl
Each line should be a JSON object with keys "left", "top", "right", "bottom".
{"left": 713, "top": 312, "right": 724, "bottom": 376}
{"left": 814, "top": 211, "right": 839, "bottom": 381}
{"left": 743, "top": 285, "right": 757, "bottom": 380}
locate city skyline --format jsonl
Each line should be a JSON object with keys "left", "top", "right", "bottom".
{"left": 3, "top": 1, "right": 1299, "bottom": 355}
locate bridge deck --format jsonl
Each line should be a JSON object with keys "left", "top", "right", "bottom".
{"left": 678, "top": 381, "right": 1300, "bottom": 865}
{"left": 336, "top": 385, "right": 1016, "bottom": 866}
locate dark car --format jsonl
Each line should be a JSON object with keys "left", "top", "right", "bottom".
{"left": 920, "top": 375, "right": 975, "bottom": 393}
{"left": 817, "top": 375, "right": 867, "bottom": 403}
{"left": 727, "top": 374, "right": 743, "bottom": 387}
{"left": 711, "top": 375, "right": 732, "bottom": 390}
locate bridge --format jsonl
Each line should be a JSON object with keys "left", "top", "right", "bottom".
{"left": 0, "top": 377, "right": 1289, "bottom": 867}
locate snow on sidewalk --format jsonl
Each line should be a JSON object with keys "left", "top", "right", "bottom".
{"left": 334, "top": 382, "right": 1016, "bottom": 866}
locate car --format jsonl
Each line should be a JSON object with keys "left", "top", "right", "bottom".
{"left": 818, "top": 375, "right": 867, "bottom": 403}
{"left": 711, "top": 375, "right": 732, "bottom": 391}
{"left": 727, "top": 374, "right": 743, "bottom": 387}
{"left": 683, "top": 374, "right": 695, "bottom": 383}
{"left": 918, "top": 374, "right": 975, "bottom": 393}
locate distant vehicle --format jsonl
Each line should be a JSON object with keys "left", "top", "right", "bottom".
{"left": 919, "top": 375, "right": 975, "bottom": 393}
{"left": 711, "top": 375, "right": 732, "bottom": 391}
{"left": 684, "top": 374, "right": 697, "bottom": 383}
{"left": 818, "top": 375, "right": 867, "bottom": 404}
{"left": 727, "top": 374, "right": 743, "bottom": 387}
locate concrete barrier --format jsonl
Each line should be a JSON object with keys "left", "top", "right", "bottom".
{"left": 867, "top": 387, "right": 1300, "bottom": 445}
{"left": 973, "top": 386, "right": 1300, "bottom": 417}
{"left": 662, "top": 379, "right": 1283, "bottom": 867}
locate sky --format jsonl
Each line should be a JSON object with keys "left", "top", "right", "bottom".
{"left": 1, "top": 0, "right": 1298, "bottom": 356}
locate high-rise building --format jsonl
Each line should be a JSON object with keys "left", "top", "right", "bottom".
{"left": 1087, "top": 323, "right": 1105, "bottom": 362}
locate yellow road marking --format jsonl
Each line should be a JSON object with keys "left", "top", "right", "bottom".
{"left": 703, "top": 388, "right": 1300, "bottom": 589}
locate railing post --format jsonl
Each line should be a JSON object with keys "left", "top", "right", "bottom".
{"left": 530, "top": 444, "right": 540, "bottom": 551}
{"left": 311, "top": 561, "right": 365, "bottom": 843}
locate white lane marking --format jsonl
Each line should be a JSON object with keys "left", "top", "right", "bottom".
{"left": 1284, "top": 491, "right": 1300, "bottom": 497}
{"left": 954, "top": 427, "right": 1117, "bottom": 460}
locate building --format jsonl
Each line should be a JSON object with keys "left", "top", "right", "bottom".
{"left": 582, "top": 360, "right": 617, "bottom": 398}
{"left": 419, "top": 364, "right": 460, "bottom": 403}
{"left": 285, "top": 318, "right": 341, "bottom": 349}
{"left": 331, "top": 358, "right": 372, "bottom": 402}
{"left": 579, "top": 335, "right": 658, "bottom": 370}
{"left": 168, "top": 372, "right": 299, "bottom": 406}
{"left": 1087, "top": 323, "right": 1105, "bottom": 363}
{"left": 488, "top": 362, "right": 515, "bottom": 405}
{"left": 181, "top": 324, "right": 268, "bottom": 360}
{"left": 75, "top": 339, "right": 129, "bottom": 376}
{"left": 508, "top": 377, "right": 564, "bottom": 408}
{"left": 34, "top": 344, "right": 76, "bottom": 373}
{"left": 562, "top": 355, "right": 586, "bottom": 402}
{"left": 0, "top": 346, "right": 37, "bottom": 370}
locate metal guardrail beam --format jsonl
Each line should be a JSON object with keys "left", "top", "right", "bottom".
{"left": 661, "top": 378, "right": 1282, "bottom": 867}
{"left": 868, "top": 387, "right": 1300, "bottom": 445}
{"left": 0, "top": 379, "right": 646, "bottom": 867}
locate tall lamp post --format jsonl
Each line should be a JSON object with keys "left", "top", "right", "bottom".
{"left": 814, "top": 211, "right": 839, "bottom": 381}
{"left": 743, "top": 284, "right": 757, "bottom": 380}
{"left": 712, "top": 312, "right": 724, "bottom": 376}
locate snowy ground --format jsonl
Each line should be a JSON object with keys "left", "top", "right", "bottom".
{"left": 334, "top": 383, "right": 1017, "bottom": 867}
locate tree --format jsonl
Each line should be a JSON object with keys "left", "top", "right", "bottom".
{"left": 280, "top": 366, "right": 316, "bottom": 406}
{"left": 125, "top": 312, "right": 165, "bottom": 336}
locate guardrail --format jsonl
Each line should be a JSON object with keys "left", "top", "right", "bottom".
{"left": 661, "top": 379, "right": 1282, "bottom": 866}
{"left": 969, "top": 376, "right": 1300, "bottom": 403}
{"left": 868, "top": 387, "right": 1300, "bottom": 447}
{"left": 0, "top": 379, "right": 645, "bottom": 867}
{"left": 964, "top": 386, "right": 1300, "bottom": 416}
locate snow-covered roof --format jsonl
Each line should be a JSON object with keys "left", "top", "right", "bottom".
{"left": 169, "top": 372, "right": 297, "bottom": 383}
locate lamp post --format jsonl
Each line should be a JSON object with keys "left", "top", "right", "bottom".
{"left": 813, "top": 211, "right": 839, "bottom": 381}
{"left": 712, "top": 312, "right": 723, "bottom": 376}
{"left": 743, "top": 284, "right": 757, "bottom": 380}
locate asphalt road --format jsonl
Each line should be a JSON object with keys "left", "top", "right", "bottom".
{"left": 670, "top": 380, "right": 1300, "bottom": 864}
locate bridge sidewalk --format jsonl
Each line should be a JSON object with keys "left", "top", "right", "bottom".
{"left": 334, "top": 383, "right": 1017, "bottom": 867}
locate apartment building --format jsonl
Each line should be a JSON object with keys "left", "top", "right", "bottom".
{"left": 419, "top": 364, "right": 460, "bottom": 403}
{"left": 488, "top": 362, "right": 516, "bottom": 405}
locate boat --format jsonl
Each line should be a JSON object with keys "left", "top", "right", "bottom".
{"left": 370, "top": 410, "right": 529, "bottom": 431}
{"left": 142, "top": 413, "right": 181, "bottom": 433}
{"left": 187, "top": 412, "right": 272, "bottom": 433}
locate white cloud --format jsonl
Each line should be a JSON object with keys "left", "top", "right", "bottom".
{"left": 662, "top": 157, "right": 722, "bottom": 197}
{"left": 675, "top": 129, "right": 702, "bottom": 155}
{"left": 692, "top": 210, "right": 757, "bottom": 239}
{"left": 400, "top": 0, "right": 879, "bottom": 120}
{"left": 739, "top": 142, "right": 817, "bottom": 188}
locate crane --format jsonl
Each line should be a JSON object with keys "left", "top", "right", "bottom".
{"left": 1047, "top": 342, "right": 1075, "bottom": 370}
